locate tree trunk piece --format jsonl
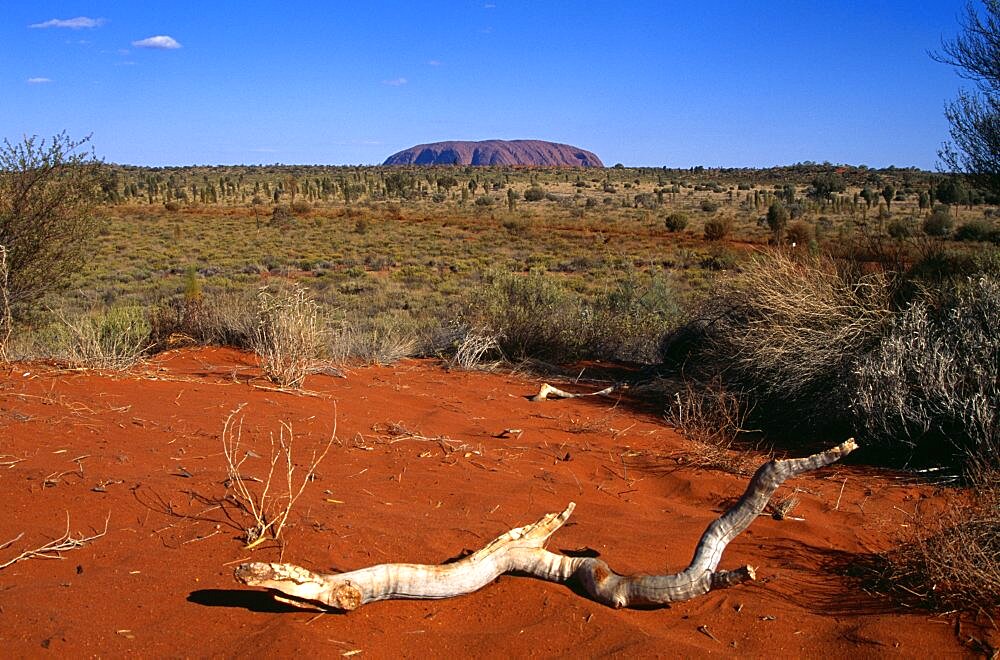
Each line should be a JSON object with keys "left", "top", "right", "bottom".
{"left": 234, "top": 439, "right": 857, "bottom": 611}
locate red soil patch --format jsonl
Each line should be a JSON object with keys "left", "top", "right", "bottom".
{"left": 0, "top": 348, "right": 992, "bottom": 656}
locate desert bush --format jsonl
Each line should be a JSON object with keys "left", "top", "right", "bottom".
{"left": 290, "top": 200, "right": 311, "bottom": 215}
{"left": 870, "top": 456, "right": 1000, "bottom": 613}
{"left": 523, "top": 186, "right": 545, "bottom": 202}
{"left": 703, "top": 217, "right": 731, "bottom": 241}
{"left": 663, "top": 212, "right": 688, "bottom": 232}
{"left": 700, "top": 199, "right": 720, "bottom": 213}
{"left": 446, "top": 325, "right": 504, "bottom": 370}
{"left": 326, "top": 315, "right": 426, "bottom": 366}
{"left": 765, "top": 202, "right": 789, "bottom": 239}
{"left": 270, "top": 204, "right": 294, "bottom": 227}
{"left": 923, "top": 205, "right": 954, "bottom": 236}
{"left": 149, "top": 290, "right": 258, "bottom": 349}
{"left": 887, "top": 216, "right": 916, "bottom": 239}
{"left": 467, "top": 268, "right": 679, "bottom": 364}
{"left": 467, "top": 270, "right": 588, "bottom": 363}
{"left": 252, "top": 285, "right": 327, "bottom": 387}
{"left": 61, "top": 305, "right": 151, "bottom": 369}
{"left": 853, "top": 276, "right": 1000, "bottom": 463}
{"left": 785, "top": 220, "right": 814, "bottom": 246}
{"left": 954, "top": 217, "right": 998, "bottom": 242}
{"left": 163, "top": 201, "right": 181, "bottom": 212}
{"left": 0, "top": 133, "right": 106, "bottom": 314}
{"left": 661, "top": 251, "right": 892, "bottom": 433}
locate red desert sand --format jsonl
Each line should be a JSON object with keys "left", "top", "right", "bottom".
{"left": 1, "top": 347, "right": 994, "bottom": 656}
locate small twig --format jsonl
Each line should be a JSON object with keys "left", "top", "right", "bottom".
{"left": 0, "top": 512, "right": 110, "bottom": 570}
{"left": 834, "top": 478, "right": 847, "bottom": 511}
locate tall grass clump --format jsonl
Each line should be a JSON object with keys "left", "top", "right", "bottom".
{"left": 662, "top": 251, "right": 892, "bottom": 434}
{"left": 61, "top": 305, "right": 151, "bottom": 369}
{"left": 252, "top": 285, "right": 327, "bottom": 388}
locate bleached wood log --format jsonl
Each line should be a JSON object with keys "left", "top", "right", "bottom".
{"left": 530, "top": 382, "right": 623, "bottom": 402}
{"left": 234, "top": 439, "right": 857, "bottom": 610}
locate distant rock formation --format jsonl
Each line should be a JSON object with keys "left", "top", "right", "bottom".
{"left": 383, "top": 140, "right": 603, "bottom": 167}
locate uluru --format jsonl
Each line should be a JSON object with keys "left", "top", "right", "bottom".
{"left": 383, "top": 139, "right": 604, "bottom": 167}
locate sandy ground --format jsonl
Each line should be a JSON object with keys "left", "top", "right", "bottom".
{"left": 0, "top": 348, "right": 994, "bottom": 657}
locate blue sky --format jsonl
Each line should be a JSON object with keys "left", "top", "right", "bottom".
{"left": 1, "top": 1, "right": 973, "bottom": 168}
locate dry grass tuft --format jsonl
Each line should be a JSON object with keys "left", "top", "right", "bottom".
{"left": 664, "top": 379, "right": 760, "bottom": 474}
{"left": 252, "top": 285, "right": 327, "bottom": 388}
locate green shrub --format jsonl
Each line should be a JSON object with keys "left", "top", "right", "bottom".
{"left": 523, "top": 186, "right": 545, "bottom": 202}
{"left": 923, "top": 206, "right": 954, "bottom": 236}
{"left": 703, "top": 217, "right": 731, "bottom": 241}
{"left": 700, "top": 199, "right": 720, "bottom": 213}
{"left": 663, "top": 212, "right": 689, "bottom": 232}
{"left": 954, "top": 218, "right": 998, "bottom": 242}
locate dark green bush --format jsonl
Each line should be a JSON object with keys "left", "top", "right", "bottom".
{"left": 523, "top": 186, "right": 545, "bottom": 202}
{"left": 663, "top": 212, "right": 689, "bottom": 232}
{"left": 923, "top": 206, "right": 954, "bottom": 236}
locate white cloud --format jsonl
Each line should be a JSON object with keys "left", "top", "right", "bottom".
{"left": 132, "top": 35, "right": 182, "bottom": 50}
{"left": 30, "top": 17, "right": 106, "bottom": 29}
{"left": 27, "top": 77, "right": 52, "bottom": 84}
{"left": 428, "top": 59, "right": 442, "bottom": 66}
{"left": 484, "top": 3, "right": 496, "bottom": 8}
{"left": 382, "top": 77, "right": 407, "bottom": 86}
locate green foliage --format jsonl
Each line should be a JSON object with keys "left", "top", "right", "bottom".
{"left": 663, "top": 212, "right": 689, "bottom": 232}
{"left": 923, "top": 205, "right": 954, "bottom": 236}
{"left": 699, "top": 198, "right": 720, "bottom": 213}
{"left": 933, "top": 1, "right": 1000, "bottom": 195}
{"left": 523, "top": 186, "right": 546, "bottom": 202}
{"left": 467, "top": 268, "right": 679, "bottom": 364}
{"left": 765, "top": 202, "right": 789, "bottom": 238}
{"left": 0, "top": 133, "right": 106, "bottom": 314}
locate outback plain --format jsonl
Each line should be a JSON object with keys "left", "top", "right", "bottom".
{"left": 2, "top": 160, "right": 999, "bottom": 656}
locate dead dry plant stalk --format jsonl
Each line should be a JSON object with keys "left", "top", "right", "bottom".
{"left": 666, "top": 379, "right": 758, "bottom": 473}
{"left": 0, "top": 245, "right": 11, "bottom": 362}
{"left": 0, "top": 512, "right": 110, "bottom": 570}
{"left": 222, "top": 405, "right": 336, "bottom": 548}
{"left": 448, "top": 326, "right": 503, "bottom": 370}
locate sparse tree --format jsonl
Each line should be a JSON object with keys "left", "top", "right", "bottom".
{"left": 881, "top": 184, "right": 895, "bottom": 212}
{"left": 766, "top": 202, "right": 790, "bottom": 241}
{"left": 0, "top": 133, "right": 105, "bottom": 313}
{"left": 933, "top": 1, "right": 1000, "bottom": 195}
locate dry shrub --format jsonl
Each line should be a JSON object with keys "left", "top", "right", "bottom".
{"left": 447, "top": 326, "right": 504, "bottom": 370}
{"left": 853, "top": 276, "right": 1000, "bottom": 462}
{"left": 60, "top": 305, "right": 151, "bottom": 369}
{"left": 328, "top": 316, "right": 420, "bottom": 366}
{"left": 872, "top": 458, "right": 1000, "bottom": 614}
{"left": 221, "top": 406, "right": 336, "bottom": 547}
{"left": 664, "top": 378, "right": 759, "bottom": 474}
{"left": 252, "top": 285, "right": 327, "bottom": 388}
{"left": 150, "top": 290, "right": 258, "bottom": 349}
{"left": 663, "top": 250, "right": 892, "bottom": 433}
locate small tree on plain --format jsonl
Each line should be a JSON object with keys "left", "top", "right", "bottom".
{"left": 0, "top": 133, "right": 105, "bottom": 314}
{"left": 766, "top": 202, "right": 790, "bottom": 241}
{"left": 933, "top": 0, "right": 1000, "bottom": 196}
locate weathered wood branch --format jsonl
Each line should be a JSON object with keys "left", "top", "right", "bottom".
{"left": 234, "top": 439, "right": 857, "bottom": 611}
{"left": 530, "top": 382, "right": 624, "bottom": 402}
